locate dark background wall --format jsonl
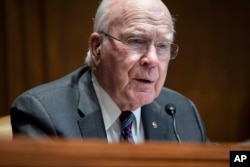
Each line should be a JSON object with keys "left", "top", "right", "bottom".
{"left": 0, "top": 0, "right": 249, "bottom": 142}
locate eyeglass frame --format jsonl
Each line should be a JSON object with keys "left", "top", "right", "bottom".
{"left": 98, "top": 31, "right": 179, "bottom": 60}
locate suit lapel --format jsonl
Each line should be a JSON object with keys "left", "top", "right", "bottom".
{"left": 74, "top": 67, "right": 175, "bottom": 141}
{"left": 77, "top": 112, "right": 107, "bottom": 140}
{"left": 141, "top": 101, "right": 171, "bottom": 141}
{"left": 77, "top": 68, "right": 107, "bottom": 140}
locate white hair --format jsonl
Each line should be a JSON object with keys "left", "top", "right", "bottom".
{"left": 85, "top": 0, "right": 176, "bottom": 66}
{"left": 85, "top": 0, "right": 110, "bottom": 66}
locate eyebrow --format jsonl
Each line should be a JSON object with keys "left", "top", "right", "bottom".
{"left": 164, "top": 33, "right": 174, "bottom": 42}
{"left": 125, "top": 29, "right": 174, "bottom": 42}
{"left": 129, "top": 30, "right": 147, "bottom": 36}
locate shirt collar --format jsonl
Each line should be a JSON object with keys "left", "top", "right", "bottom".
{"left": 131, "top": 107, "right": 141, "bottom": 136}
{"left": 91, "top": 72, "right": 141, "bottom": 133}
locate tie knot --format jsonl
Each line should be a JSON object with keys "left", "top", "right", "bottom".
{"left": 119, "top": 111, "right": 133, "bottom": 123}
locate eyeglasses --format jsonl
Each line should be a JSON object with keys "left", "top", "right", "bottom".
{"left": 99, "top": 31, "right": 179, "bottom": 60}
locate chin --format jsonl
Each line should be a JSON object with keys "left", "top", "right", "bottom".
{"left": 120, "top": 90, "right": 157, "bottom": 110}
{"left": 133, "top": 92, "right": 156, "bottom": 105}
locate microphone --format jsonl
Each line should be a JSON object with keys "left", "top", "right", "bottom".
{"left": 165, "top": 104, "right": 182, "bottom": 144}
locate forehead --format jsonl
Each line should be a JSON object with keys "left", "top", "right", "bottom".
{"left": 121, "top": 1, "right": 171, "bottom": 24}
{"left": 108, "top": 0, "right": 174, "bottom": 37}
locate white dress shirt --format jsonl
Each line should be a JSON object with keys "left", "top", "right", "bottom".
{"left": 92, "top": 73, "right": 145, "bottom": 143}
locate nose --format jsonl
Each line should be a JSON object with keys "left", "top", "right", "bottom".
{"left": 139, "top": 45, "right": 158, "bottom": 67}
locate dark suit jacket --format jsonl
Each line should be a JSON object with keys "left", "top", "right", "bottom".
{"left": 11, "top": 66, "right": 208, "bottom": 142}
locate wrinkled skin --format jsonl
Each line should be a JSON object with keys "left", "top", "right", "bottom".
{"left": 90, "top": 0, "right": 174, "bottom": 111}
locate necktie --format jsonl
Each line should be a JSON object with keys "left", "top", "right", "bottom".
{"left": 119, "top": 111, "right": 134, "bottom": 142}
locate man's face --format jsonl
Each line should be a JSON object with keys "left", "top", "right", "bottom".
{"left": 92, "top": 0, "right": 173, "bottom": 111}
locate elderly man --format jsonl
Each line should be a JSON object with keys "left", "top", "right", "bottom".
{"left": 11, "top": 0, "right": 208, "bottom": 143}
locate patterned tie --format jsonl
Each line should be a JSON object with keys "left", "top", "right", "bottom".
{"left": 119, "top": 111, "right": 134, "bottom": 142}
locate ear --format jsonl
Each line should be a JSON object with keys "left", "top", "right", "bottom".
{"left": 89, "top": 32, "right": 102, "bottom": 68}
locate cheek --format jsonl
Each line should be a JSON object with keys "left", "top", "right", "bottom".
{"left": 161, "top": 64, "right": 168, "bottom": 81}
{"left": 104, "top": 55, "right": 136, "bottom": 90}
{"left": 156, "top": 63, "right": 169, "bottom": 89}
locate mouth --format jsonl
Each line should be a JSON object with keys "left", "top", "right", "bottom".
{"left": 135, "top": 78, "right": 154, "bottom": 84}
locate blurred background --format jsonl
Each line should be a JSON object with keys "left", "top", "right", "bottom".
{"left": 0, "top": 0, "right": 249, "bottom": 142}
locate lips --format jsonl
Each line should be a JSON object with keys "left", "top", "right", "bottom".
{"left": 135, "top": 78, "right": 154, "bottom": 84}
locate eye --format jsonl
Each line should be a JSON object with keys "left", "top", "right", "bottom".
{"left": 127, "top": 38, "right": 147, "bottom": 46}
{"left": 156, "top": 42, "right": 169, "bottom": 50}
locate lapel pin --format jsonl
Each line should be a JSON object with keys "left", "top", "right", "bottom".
{"left": 152, "top": 121, "right": 158, "bottom": 128}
